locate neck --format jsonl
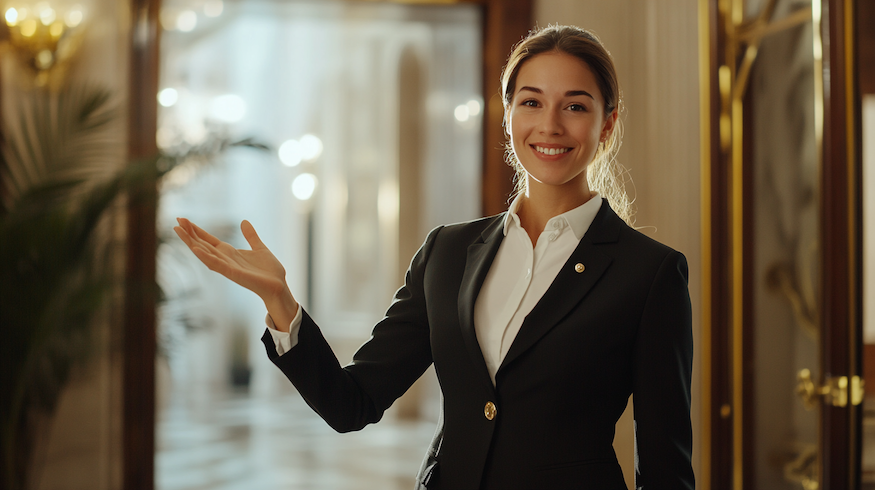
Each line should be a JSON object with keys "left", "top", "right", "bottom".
{"left": 516, "top": 181, "right": 594, "bottom": 245}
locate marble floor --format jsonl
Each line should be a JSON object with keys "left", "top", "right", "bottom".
{"left": 156, "top": 389, "right": 437, "bottom": 490}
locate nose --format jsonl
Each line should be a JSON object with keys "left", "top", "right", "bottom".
{"left": 537, "top": 107, "right": 563, "bottom": 135}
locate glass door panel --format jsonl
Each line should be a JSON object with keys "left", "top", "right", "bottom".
{"left": 747, "top": 1, "right": 821, "bottom": 488}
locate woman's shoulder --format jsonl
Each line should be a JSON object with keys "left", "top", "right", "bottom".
{"left": 428, "top": 213, "right": 506, "bottom": 242}
{"left": 594, "top": 202, "right": 686, "bottom": 263}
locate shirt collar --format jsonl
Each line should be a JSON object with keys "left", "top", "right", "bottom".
{"left": 503, "top": 193, "right": 602, "bottom": 241}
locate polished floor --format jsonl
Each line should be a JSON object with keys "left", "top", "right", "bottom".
{"left": 156, "top": 388, "right": 437, "bottom": 490}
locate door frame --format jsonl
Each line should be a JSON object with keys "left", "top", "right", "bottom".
{"left": 700, "top": 0, "right": 863, "bottom": 488}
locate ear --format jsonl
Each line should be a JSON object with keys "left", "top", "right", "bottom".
{"left": 600, "top": 109, "right": 618, "bottom": 142}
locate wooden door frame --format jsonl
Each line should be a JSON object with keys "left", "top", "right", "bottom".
{"left": 701, "top": 0, "right": 863, "bottom": 488}
{"left": 122, "top": 1, "right": 532, "bottom": 488}
{"left": 819, "top": 0, "right": 863, "bottom": 487}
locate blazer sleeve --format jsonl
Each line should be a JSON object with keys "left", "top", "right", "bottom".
{"left": 261, "top": 226, "right": 442, "bottom": 433}
{"left": 632, "top": 249, "right": 695, "bottom": 490}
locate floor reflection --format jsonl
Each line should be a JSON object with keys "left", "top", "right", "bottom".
{"left": 157, "top": 389, "right": 436, "bottom": 490}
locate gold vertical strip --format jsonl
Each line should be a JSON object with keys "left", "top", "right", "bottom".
{"left": 731, "top": 92, "right": 744, "bottom": 490}
{"left": 698, "top": 0, "right": 713, "bottom": 488}
{"left": 728, "top": 2, "right": 744, "bottom": 489}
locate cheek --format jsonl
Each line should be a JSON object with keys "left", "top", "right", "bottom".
{"left": 507, "top": 112, "right": 529, "bottom": 142}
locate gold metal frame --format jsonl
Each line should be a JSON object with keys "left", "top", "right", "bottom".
{"left": 697, "top": 2, "right": 712, "bottom": 488}
{"left": 706, "top": 1, "right": 820, "bottom": 488}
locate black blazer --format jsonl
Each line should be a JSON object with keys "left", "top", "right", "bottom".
{"left": 262, "top": 200, "right": 695, "bottom": 490}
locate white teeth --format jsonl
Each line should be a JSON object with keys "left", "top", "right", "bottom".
{"left": 534, "top": 146, "right": 570, "bottom": 156}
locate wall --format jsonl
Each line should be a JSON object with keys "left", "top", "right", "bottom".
{"left": 533, "top": 1, "right": 703, "bottom": 487}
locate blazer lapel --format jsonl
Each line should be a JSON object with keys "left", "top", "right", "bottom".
{"left": 457, "top": 214, "right": 506, "bottom": 389}
{"left": 498, "top": 201, "right": 623, "bottom": 374}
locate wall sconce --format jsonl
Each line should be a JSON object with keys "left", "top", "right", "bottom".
{"left": 2, "top": 1, "right": 88, "bottom": 87}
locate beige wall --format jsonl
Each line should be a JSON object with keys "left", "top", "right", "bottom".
{"left": 534, "top": 1, "right": 703, "bottom": 487}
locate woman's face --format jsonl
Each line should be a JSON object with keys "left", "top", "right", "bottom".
{"left": 507, "top": 51, "right": 616, "bottom": 196}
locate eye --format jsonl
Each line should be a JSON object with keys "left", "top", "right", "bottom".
{"left": 567, "top": 103, "right": 587, "bottom": 112}
{"left": 521, "top": 99, "right": 539, "bottom": 108}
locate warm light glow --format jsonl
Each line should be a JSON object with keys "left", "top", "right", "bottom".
{"left": 278, "top": 139, "right": 302, "bottom": 167}
{"left": 157, "top": 88, "right": 179, "bottom": 107}
{"left": 378, "top": 180, "right": 399, "bottom": 223}
{"left": 5, "top": 8, "right": 18, "bottom": 26}
{"left": 20, "top": 18, "right": 37, "bottom": 37}
{"left": 454, "top": 104, "right": 470, "bottom": 122}
{"left": 36, "top": 50, "right": 53, "bottom": 69}
{"left": 49, "top": 20, "right": 63, "bottom": 37}
{"left": 209, "top": 94, "right": 246, "bottom": 123}
{"left": 299, "top": 134, "right": 323, "bottom": 161}
{"left": 177, "top": 10, "right": 196, "bottom": 32}
{"left": 204, "top": 0, "right": 223, "bottom": 17}
{"left": 466, "top": 99, "right": 481, "bottom": 116}
{"left": 292, "top": 173, "right": 318, "bottom": 200}
{"left": 65, "top": 7, "right": 83, "bottom": 27}
{"left": 38, "top": 5, "right": 55, "bottom": 25}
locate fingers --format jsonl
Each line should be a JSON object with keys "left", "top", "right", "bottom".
{"left": 174, "top": 218, "right": 227, "bottom": 264}
{"left": 241, "top": 220, "right": 267, "bottom": 250}
{"left": 182, "top": 218, "right": 223, "bottom": 247}
{"left": 190, "top": 243, "right": 231, "bottom": 274}
{"left": 174, "top": 222, "right": 232, "bottom": 274}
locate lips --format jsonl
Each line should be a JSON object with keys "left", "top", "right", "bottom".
{"left": 533, "top": 145, "right": 571, "bottom": 156}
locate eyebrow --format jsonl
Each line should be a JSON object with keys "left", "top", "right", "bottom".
{"left": 518, "top": 86, "right": 595, "bottom": 100}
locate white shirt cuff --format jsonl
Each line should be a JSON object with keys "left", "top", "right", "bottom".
{"left": 265, "top": 303, "right": 303, "bottom": 356}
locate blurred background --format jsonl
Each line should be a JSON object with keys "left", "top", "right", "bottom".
{"left": 0, "top": 0, "right": 872, "bottom": 489}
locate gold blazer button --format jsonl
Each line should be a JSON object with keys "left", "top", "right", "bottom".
{"left": 484, "top": 401, "right": 497, "bottom": 420}
{"left": 574, "top": 263, "right": 585, "bottom": 273}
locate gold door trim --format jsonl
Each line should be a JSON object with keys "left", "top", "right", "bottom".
{"left": 698, "top": 1, "right": 713, "bottom": 488}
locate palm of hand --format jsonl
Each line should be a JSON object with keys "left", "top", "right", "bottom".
{"left": 175, "top": 218, "right": 286, "bottom": 300}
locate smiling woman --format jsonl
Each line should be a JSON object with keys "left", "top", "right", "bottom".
{"left": 174, "top": 24, "right": 694, "bottom": 490}
{"left": 505, "top": 51, "right": 616, "bottom": 241}
{"left": 501, "top": 27, "right": 630, "bottom": 226}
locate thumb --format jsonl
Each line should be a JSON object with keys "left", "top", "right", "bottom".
{"left": 241, "top": 220, "right": 267, "bottom": 250}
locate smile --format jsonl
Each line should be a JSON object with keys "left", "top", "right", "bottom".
{"left": 533, "top": 146, "right": 571, "bottom": 156}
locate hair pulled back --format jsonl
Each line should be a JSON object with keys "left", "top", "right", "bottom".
{"left": 500, "top": 25, "right": 633, "bottom": 224}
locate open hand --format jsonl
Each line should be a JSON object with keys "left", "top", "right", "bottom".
{"left": 174, "top": 218, "right": 299, "bottom": 331}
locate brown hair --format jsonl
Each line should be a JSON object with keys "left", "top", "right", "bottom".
{"left": 500, "top": 25, "right": 633, "bottom": 224}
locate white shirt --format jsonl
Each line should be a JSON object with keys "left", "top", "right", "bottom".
{"left": 473, "top": 193, "right": 601, "bottom": 384}
{"left": 267, "top": 195, "right": 603, "bottom": 385}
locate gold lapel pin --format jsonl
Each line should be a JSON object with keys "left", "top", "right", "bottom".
{"left": 574, "top": 263, "right": 585, "bottom": 273}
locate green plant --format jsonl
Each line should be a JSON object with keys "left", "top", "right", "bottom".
{"left": 0, "top": 83, "right": 265, "bottom": 489}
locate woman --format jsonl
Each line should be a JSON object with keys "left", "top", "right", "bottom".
{"left": 175, "top": 25, "right": 694, "bottom": 490}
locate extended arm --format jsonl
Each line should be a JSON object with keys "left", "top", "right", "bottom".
{"left": 263, "top": 226, "right": 441, "bottom": 433}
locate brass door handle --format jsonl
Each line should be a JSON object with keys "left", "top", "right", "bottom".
{"left": 796, "top": 368, "right": 864, "bottom": 410}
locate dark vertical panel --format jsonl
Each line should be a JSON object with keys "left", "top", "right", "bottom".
{"left": 0, "top": 23, "right": 6, "bottom": 209}
{"left": 705, "top": 1, "right": 735, "bottom": 488}
{"left": 124, "top": 1, "right": 160, "bottom": 489}
{"left": 857, "top": 0, "right": 875, "bottom": 96}
{"left": 480, "top": 0, "right": 532, "bottom": 216}
{"left": 819, "top": 0, "right": 862, "bottom": 488}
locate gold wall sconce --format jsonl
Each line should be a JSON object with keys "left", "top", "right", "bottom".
{"left": 2, "top": 1, "right": 88, "bottom": 87}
